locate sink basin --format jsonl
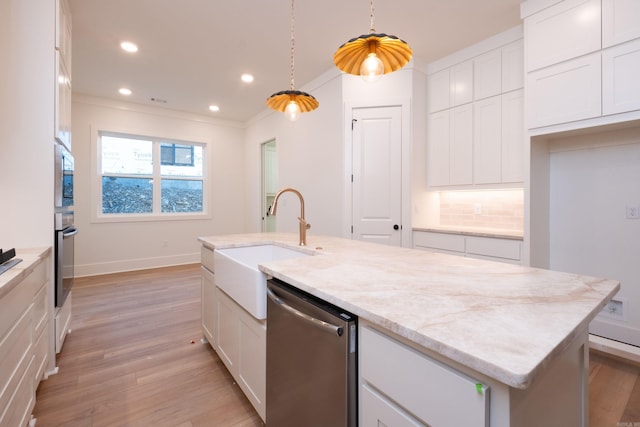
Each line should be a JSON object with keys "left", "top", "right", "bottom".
{"left": 213, "top": 244, "right": 312, "bottom": 319}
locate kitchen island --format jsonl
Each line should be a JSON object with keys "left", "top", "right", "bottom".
{"left": 199, "top": 233, "right": 619, "bottom": 426}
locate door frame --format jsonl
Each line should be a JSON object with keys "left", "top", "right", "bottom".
{"left": 342, "top": 98, "right": 412, "bottom": 247}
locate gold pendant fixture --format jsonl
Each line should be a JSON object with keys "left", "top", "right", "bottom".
{"left": 334, "top": 0, "right": 412, "bottom": 82}
{"left": 266, "top": 0, "right": 319, "bottom": 121}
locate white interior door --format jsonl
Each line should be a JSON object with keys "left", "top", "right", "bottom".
{"left": 352, "top": 106, "right": 402, "bottom": 246}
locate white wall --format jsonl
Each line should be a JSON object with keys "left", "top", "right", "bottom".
{"left": 0, "top": 0, "right": 55, "bottom": 248}
{"left": 244, "top": 70, "right": 345, "bottom": 239}
{"left": 72, "top": 96, "right": 248, "bottom": 276}
{"left": 549, "top": 127, "right": 640, "bottom": 346}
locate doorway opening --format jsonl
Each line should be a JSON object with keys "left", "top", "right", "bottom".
{"left": 261, "top": 140, "right": 277, "bottom": 232}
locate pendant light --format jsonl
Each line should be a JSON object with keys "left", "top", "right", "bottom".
{"left": 334, "top": 0, "right": 412, "bottom": 82}
{"left": 266, "top": 0, "right": 319, "bottom": 121}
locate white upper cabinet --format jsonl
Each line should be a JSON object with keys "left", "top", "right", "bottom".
{"left": 526, "top": 53, "right": 602, "bottom": 128}
{"left": 450, "top": 61, "right": 474, "bottom": 106}
{"left": 473, "top": 96, "right": 502, "bottom": 184}
{"left": 474, "top": 50, "right": 502, "bottom": 101}
{"left": 602, "top": 38, "right": 640, "bottom": 115}
{"left": 525, "top": 0, "right": 601, "bottom": 72}
{"left": 428, "top": 69, "right": 451, "bottom": 113}
{"left": 523, "top": 0, "right": 640, "bottom": 130}
{"left": 602, "top": 0, "right": 640, "bottom": 47}
{"left": 501, "top": 90, "right": 525, "bottom": 183}
{"left": 427, "top": 26, "right": 524, "bottom": 187}
{"left": 502, "top": 39, "right": 524, "bottom": 92}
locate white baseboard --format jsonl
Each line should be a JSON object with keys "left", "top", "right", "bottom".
{"left": 589, "top": 334, "right": 640, "bottom": 364}
{"left": 76, "top": 252, "right": 200, "bottom": 277}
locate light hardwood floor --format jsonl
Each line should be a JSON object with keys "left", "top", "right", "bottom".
{"left": 34, "top": 264, "right": 639, "bottom": 426}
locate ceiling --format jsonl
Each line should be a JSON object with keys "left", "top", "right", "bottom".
{"left": 69, "top": 0, "right": 523, "bottom": 123}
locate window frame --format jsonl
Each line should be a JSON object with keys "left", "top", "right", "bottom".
{"left": 93, "top": 130, "right": 209, "bottom": 223}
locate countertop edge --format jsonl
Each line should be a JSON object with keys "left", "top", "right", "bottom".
{"left": 0, "top": 247, "right": 52, "bottom": 299}
{"left": 413, "top": 227, "right": 524, "bottom": 241}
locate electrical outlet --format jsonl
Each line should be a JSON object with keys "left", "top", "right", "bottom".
{"left": 625, "top": 205, "right": 639, "bottom": 219}
{"left": 474, "top": 203, "right": 482, "bottom": 215}
{"left": 600, "top": 298, "right": 625, "bottom": 320}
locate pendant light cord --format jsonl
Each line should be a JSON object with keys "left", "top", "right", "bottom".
{"left": 369, "top": 0, "right": 376, "bottom": 33}
{"left": 289, "top": 0, "right": 296, "bottom": 90}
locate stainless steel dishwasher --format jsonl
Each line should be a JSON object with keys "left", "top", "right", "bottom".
{"left": 266, "top": 278, "right": 357, "bottom": 427}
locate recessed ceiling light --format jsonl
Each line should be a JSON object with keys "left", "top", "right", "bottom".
{"left": 118, "top": 88, "right": 132, "bottom": 96}
{"left": 241, "top": 74, "right": 254, "bottom": 83}
{"left": 120, "top": 41, "right": 138, "bottom": 53}
{"left": 209, "top": 105, "right": 220, "bottom": 112}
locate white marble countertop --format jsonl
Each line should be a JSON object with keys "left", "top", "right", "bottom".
{"left": 198, "top": 233, "right": 619, "bottom": 389}
{"left": 0, "top": 247, "right": 51, "bottom": 299}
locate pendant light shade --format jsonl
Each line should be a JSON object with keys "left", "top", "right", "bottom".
{"left": 266, "top": 0, "right": 319, "bottom": 120}
{"left": 334, "top": 1, "right": 412, "bottom": 81}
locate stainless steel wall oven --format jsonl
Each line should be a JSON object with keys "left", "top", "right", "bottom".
{"left": 54, "top": 142, "right": 76, "bottom": 307}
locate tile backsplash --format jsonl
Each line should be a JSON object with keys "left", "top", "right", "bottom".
{"left": 437, "top": 189, "right": 524, "bottom": 233}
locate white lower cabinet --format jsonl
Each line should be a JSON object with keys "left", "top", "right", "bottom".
{"left": 413, "top": 231, "right": 522, "bottom": 264}
{"left": 360, "top": 325, "right": 489, "bottom": 427}
{"left": 200, "top": 248, "right": 266, "bottom": 423}
{"left": 215, "top": 289, "right": 266, "bottom": 422}
{"left": 0, "top": 251, "right": 51, "bottom": 427}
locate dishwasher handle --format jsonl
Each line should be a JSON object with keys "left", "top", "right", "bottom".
{"left": 267, "top": 287, "right": 343, "bottom": 337}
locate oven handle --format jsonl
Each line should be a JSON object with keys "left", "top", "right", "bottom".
{"left": 62, "top": 227, "right": 78, "bottom": 238}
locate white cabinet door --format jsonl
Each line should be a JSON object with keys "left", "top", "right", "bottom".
{"left": 474, "top": 50, "right": 502, "bottom": 101}
{"left": 201, "top": 266, "right": 216, "bottom": 347}
{"left": 473, "top": 95, "right": 502, "bottom": 184}
{"left": 502, "top": 39, "right": 524, "bottom": 92}
{"left": 525, "top": 0, "right": 601, "bottom": 71}
{"left": 236, "top": 310, "right": 266, "bottom": 420}
{"left": 526, "top": 52, "right": 601, "bottom": 128}
{"left": 450, "top": 104, "right": 473, "bottom": 185}
{"left": 501, "top": 89, "right": 524, "bottom": 183}
{"left": 426, "top": 105, "right": 472, "bottom": 187}
{"left": 427, "top": 110, "right": 450, "bottom": 187}
{"left": 451, "top": 60, "right": 473, "bottom": 106}
{"left": 428, "top": 69, "right": 451, "bottom": 113}
{"left": 602, "top": 39, "right": 640, "bottom": 115}
{"left": 602, "top": 0, "right": 640, "bottom": 48}
{"left": 216, "top": 290, "right": 238, "bottom": 371}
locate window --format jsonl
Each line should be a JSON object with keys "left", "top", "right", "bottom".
{"left": 99, "top": 133, "right": 205, "bottom": 217}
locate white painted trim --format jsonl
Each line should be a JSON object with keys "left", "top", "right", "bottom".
{"left": 589, "top": 334, "right": 640, "bottom": 364}
{"left": 76, "top": 253, "right": 200, "bottom": 277}
{"left": 427, "top": 25, "right": 524, "bottom": 74}
{"left": 521, "top": 0, "right": 565, "bottom": 19}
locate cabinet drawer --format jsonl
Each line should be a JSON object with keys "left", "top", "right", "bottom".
{"left": 0, "top": 307, "right": 33, "bottom": 420}
{"left": 33, "top": 281, "right": 48, "bottom": 339}
{"left": 466, "top": 237, "right": 521, "bottom": 261}
{"left": 413, "top": 232, "right": 465, "bottom": 253}
{"left": 526, "top": 53, "right": 602, "bottom": 128}
{"left": 360, "top": 326, "right": 489, "bottom": 427}
{"left": 0, "top": 260, "right": 46, "bottom": 340}
{"left": 0, "top": 356, "right": 35, "bottom": 427}
{"left": 201, "top": 246, "right": 215, "bottom": 272}
{"left": 361, "top": 383, "right": 425, "bottom": 427}
{"left": 33, "top": 322, "right": 49, "bottom": 388}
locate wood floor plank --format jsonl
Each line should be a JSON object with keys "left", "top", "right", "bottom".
{"left": 34, "top": 264, "right": 639, "bottom": 427}
{"left": 34, "top": 264, "right": 263, "bottom": 427}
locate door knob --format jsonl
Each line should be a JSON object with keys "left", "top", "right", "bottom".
{"left": 393, "top": 224, "right": 399, "bottom": 230}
